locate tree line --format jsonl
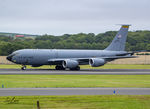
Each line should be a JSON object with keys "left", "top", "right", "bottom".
{"left": 0, "top": 30, "right": 150, "bottom": 55}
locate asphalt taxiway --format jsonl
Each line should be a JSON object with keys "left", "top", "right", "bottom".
{"left": 0, "top": 88, "right": 150, "bottom": 96}
{"left": 0, "top": 69, "right": 150, "bottom": 75}
{"left": 0, "top": 69, "right": 150, "bottom": 96}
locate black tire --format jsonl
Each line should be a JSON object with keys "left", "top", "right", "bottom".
{"left": 55, "top": 65, "right": 65, "bottom": 70}
{"left": 21, "top": 66, "right": 26, "bottom": 70}
{"left": 55, "top": 66, "right": 60, "bottom": 70}
{"left": 70, "top": 66, "right": 80, "bottom": 71}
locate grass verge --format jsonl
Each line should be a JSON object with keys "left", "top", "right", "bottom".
{"left": 0, "top": 75, "right": 150, "bottom": 88}
{"left": 0, "top": 95, "right": 150, "bottom": 109}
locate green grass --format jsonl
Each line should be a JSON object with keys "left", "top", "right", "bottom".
{"left": 0, "top": 64, "right": 54, "bottom": 69}
{"left": 0, "top": 75, "right": 150, "bottom": 88}
{"left": 81, "top": 64, "right": 150, "bottom": 69}
{"left": 0, "top": 95, "right": 150, "bottom": 109}
{"left": 0, "top": 64, "right": 150, "bottom": 69}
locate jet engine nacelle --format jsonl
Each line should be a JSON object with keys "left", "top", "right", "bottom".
{"left": 89, "top": 58, "right": 106, "bottom": 67}
{"left": 62, "top": 59, "right": 78, "bottom": 68}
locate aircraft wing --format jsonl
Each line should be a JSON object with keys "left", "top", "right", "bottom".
{"left": 48, "top": 55, "right": 137, "bottom": 65}
{"left": 103, "top": 55, "right": 137, "bottom": 61}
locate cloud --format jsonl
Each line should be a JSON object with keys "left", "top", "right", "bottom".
{"left": 0, "top": 0, "right": 149, "bottom": 35}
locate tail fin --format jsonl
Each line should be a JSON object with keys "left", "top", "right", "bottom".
{"left": 105, "top": 25, "right": 130, "bottom": 51}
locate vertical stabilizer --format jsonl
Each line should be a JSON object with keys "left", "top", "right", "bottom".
{"left": 105, "top": 25, "right": 130, "bottom": 51}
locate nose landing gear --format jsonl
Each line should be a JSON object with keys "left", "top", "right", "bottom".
{"left": 21, "top": 65, "right": 26, "bottom": 70}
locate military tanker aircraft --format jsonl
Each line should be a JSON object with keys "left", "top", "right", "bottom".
{"left": 7, "top": 25, "right": 135, "bottom": 70}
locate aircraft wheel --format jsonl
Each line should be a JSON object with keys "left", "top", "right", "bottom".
{"left": 55, "top": 66, "right": 60, "bottom": 70}
{"left": 21, "top": 66, "right": 26, "bottom": 70}
{"left": 55, "top": 65, "right": 65, "bottom": 70}
{"left": 70, "top": 66, "right": 80, "bottom": 71}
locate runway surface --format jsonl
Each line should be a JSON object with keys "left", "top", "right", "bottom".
{"left": 0, "top": 69, "right": 150, "bottom": 96}
{"left": 0, "top": 69, "right": 150, "bottom": 75}
{"left": 0, "top": 88, "right": 150, "bottom": 96}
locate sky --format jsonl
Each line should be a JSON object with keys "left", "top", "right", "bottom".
{"left": 0, "top": 0, "right": 149, "bottom": 35}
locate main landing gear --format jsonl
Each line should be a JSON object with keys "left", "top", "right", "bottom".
{"left": 55, "top": 65, "right": 80, "bottom": 71}
{"left": 70, "top": 66, "right": 80, "bottom": 71}
{"left": 55, "top": 65, "right": 65, "bottom": 70}
{"left": 21, "top": 65, "right": 26, "bottom": 70}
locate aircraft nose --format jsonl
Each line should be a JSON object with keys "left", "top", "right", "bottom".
{"left": 6, "top": 54, "right": 13, "bottom": 61}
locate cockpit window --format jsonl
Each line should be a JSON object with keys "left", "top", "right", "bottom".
{"left": 9, "top": 52, "right": 19, "bottom": 57}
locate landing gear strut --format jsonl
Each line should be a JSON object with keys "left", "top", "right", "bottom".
{"left": 21, "top": 65, "right": 26, "bottom": 70}
{"left": 55, "top": 65, "right": 65, "bottom": 70}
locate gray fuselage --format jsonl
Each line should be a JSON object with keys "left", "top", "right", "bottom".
{"left": 10, "top": 49, "right": 126, "bottom": 66}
